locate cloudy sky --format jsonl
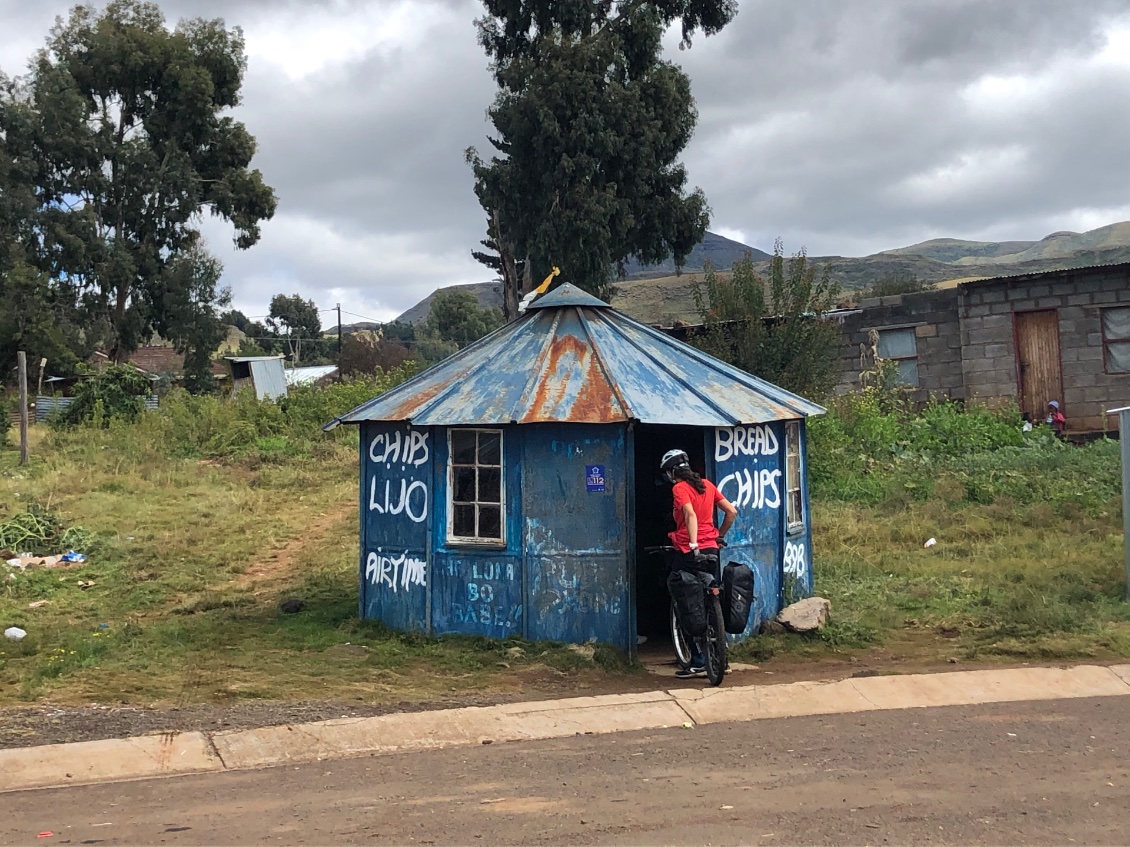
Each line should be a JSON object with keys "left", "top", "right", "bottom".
{"left": 3, "top": 0, "right": 1130, "bottom": 322}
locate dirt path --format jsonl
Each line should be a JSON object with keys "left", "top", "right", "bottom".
{"left": 220, "top": 500, "right": 355, "bottom": 595}
{"left": 5, "top": 696, "right": 1129, "bottom": 845}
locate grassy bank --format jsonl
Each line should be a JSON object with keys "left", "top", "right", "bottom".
{"left": 736, "top": 395, "right": 1127, "bottom": 664}
{"left": 1, "top": 383, "right": 1126, "bottom": 707}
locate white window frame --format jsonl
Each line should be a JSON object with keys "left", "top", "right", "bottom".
{"left": 447, "top": 428, "right": 505, "bottom": 546}
{"left": 785, "top": 420, "right": 804, "bottom": 533}
{"left": 876, "top": 326, "right": 920, "bottom": 387}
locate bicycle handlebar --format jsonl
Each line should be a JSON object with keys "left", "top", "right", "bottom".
{"left": 643, "top": 539, "right": 728, "bottom": 555}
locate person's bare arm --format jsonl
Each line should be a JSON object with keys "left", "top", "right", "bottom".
{"left": 717, "top": 499, "right": 737, "bottom": 538}
{"left": 682, "top": 503, "right": 698, "bottom": 547}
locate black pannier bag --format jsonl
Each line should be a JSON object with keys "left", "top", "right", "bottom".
{"left": 667, "top": 569, "right": 707, "bottom": 636}
{"left": 722, "top": 561, "right": 755, "bottom": 634}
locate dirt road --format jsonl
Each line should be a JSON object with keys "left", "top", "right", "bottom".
{"left": 3, "top": 696, "right": 1128, "bottom": 845}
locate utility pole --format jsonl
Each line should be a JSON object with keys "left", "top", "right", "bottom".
{"left": 17, "top": 351, "right": 29, "bottom": 466}
{"left": 336, "top": 303, "right": 343, "bottom": 356}
{"left": 1113, "top": 406, "right": 1130, "bottom": 601}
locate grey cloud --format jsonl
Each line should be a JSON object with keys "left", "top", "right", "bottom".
{"left": 5, "top": 0, "right": 1130, "bottom": 317}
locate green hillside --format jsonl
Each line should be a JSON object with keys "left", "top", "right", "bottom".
{"left": 398, "top": 221, "right": 1130, "bottom": 326}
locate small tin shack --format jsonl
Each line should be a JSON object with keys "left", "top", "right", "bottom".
{"left": 327, "top": 284, "right": 824, "bottom": 654}
{"left": 226, "top": 355, "right": 288, "bottom": 400}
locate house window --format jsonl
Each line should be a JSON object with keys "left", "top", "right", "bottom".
{"left": 876, "top": 327, "right": 919, "bottom": 386}
{"left": 785, "top": 420, "right": 803, "bottom": 531}
{"left": 449, "top": 429, "right": 504, "bottom": 544}
{"left": 1102, "top": 306, "right": 1130, "bottom": 374}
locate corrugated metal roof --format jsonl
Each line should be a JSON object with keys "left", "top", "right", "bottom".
{"left": 956, "top": 260, "right": 1130, "bottom": 290}
{"left": 285, "top": 365, "right": 339, "bottom": 386}
{"left": 328, "top": 283, "right": 824, "bottom": 428}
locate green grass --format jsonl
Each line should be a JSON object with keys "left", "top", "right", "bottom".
{"left": 0, "top": 391, "right": 634, "bottom": 707}
{"left": 1, "top": 388, "right": 1126, "bottom": 706}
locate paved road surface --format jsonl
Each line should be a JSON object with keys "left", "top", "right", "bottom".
{"left": 3, "top": 696, "right": 1128, "bottom": 845}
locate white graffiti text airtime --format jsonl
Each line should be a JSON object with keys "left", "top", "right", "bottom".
{"left": 783, "top": 541, "right": 808, "bottom": 583}
{"left": 715, "top": 425, "right": 781, "bottom": 511}
{"left": 369, "top": 429, "right": 429, "bottom": 523}
{"left": 366, "top": 549, "right": 427, "bottom": 592}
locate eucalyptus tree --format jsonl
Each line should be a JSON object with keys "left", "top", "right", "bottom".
{"left": 467, "top": 0, "right": 736, "bottom": 317}
{"left": 2, "top": 0, "right": 276, "bottom": 361}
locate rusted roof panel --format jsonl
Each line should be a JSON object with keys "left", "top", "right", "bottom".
{"left": 328, "top": 283, "right": 824, "bottom": 428}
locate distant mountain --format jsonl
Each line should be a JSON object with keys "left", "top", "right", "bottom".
{"left": 620, "top": 231, "right": 770, "bottom": 279}
{"left": 394, "top": 280, "right": 503, "bottom": 325}
{"left": 394, "top": 232, "right": 767, "bottom": 324}
{"left": 394, "top": 221, "right": 1130, "bottom": 327}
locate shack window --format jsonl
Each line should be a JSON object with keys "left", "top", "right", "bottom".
{"left": 1102, "top": 306, "right": 1130, "bottom": 374}
{"left": 877, "top": 327, "right": 919, "bottom": 386}
{"left": 785, "top": 421, "right": 803, "bottom": 531}
{"left": 449, "top": 429, "right": 504, "bottom": 544}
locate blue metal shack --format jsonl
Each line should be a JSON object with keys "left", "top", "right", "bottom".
{"left": 327, "top": 284, "right": 825, "bottom": 655}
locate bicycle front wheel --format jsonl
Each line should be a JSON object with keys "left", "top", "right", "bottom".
{"left": 703, "top": 592, "right": 727, "bottom": 686}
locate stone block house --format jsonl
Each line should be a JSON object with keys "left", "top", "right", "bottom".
{"left": 834, "top": 262, "right": 1130, "bottom": 434}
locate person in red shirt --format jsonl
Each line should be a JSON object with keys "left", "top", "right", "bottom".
{"left": 661, "top": 449, "right": 738, "bottom": 563}
{"left": 1046, "top": 400, "right": 1066, "bottom": 439}
{"left": 660, "top": 449, "right": 738, "bottom": 678}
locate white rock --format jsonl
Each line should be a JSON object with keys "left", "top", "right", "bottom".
{"left": 776, "top": 597, "right": 831, "bottom": 632}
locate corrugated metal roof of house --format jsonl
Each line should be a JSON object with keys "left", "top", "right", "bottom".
{"left": 328, "top": 283, "right": 825, "bottom": 429}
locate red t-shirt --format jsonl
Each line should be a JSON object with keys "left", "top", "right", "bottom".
{"left": 668, "top": 479, "right": 724, "bottom": 553}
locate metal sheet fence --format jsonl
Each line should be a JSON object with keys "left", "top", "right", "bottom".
{"left": 34, "top": 395, "right": 159, "bottom": 423}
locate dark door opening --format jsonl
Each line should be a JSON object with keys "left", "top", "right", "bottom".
{"left": 633, "top": 424, "right": 707, "bottom": 641}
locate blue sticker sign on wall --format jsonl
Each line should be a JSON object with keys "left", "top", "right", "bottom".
{"left": 585, "top": 464, "right": 606, "bottom": 493}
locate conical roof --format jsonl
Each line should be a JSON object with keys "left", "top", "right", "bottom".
{"left": 328, "top": 283, "right": 825, "bottom": 428}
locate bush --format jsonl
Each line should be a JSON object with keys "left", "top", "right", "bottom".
{"left": 62, "top": 365, "right": 153, "bottom": 427}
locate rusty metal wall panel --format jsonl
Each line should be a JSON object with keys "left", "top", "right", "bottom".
{"left": 522, "top": 424, "right": 631, "bottom": 651}
{"left": 359, "top": 422, "right": 431, "bottom": 631}
{"left": 1015, "top": 310, "right": 1063, "bottom": 419}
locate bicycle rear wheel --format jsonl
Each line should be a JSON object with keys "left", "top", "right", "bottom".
{"left": 703, "top": 592, "right": 727, "bottom": 686}
{"left": 670, "top": 602, "right": 694, "bottom": 670}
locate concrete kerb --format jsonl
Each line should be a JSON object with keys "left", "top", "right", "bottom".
{"left": 2, "top": 664, "right": 1130, "bottom": 793}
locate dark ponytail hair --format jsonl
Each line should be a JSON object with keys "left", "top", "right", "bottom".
{"left": 671, "top": 464, "right": 706, "bottom": 495}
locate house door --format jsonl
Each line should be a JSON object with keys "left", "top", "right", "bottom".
{"left": 1015, "top": 310, "right": 1063, "bottom": 420}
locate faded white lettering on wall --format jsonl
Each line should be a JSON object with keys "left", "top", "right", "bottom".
{"left": 715, "top": 425, "right": 779, "bottom": 462}
{"left": 368, "top": 428, "right": 429, "bottom": 523}
{"left": 366, "top": 549, "right": 427, "bottom": 593}
{"left": 445, "top": 559, "right": 522, "bottom": 630}
{"left": 718, "top": 468, "right": 781, "bottom": 511}
{"left": 783, "top": 540, "right": 808, "bottom": 583}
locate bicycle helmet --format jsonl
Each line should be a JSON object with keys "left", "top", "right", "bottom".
{"left": 660, "top": 449, "right": 690, "bottom": 473}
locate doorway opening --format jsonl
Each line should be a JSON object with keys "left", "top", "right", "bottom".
{"left": 632, "top": 424, "right": 707, "bottom": 647}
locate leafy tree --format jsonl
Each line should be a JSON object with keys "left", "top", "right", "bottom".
{"left": 862, "top": 271, "right": 930, "bottom": 300}
{"left": 425, "top": 289, "right": 502, "bottom": 349}
{"left": 0, "top": 260, "right": 80, "bottom": 380}
{"left": 691, "top": 242, "right": 842, "bottom": 398}
{"left": 220, "top": 308, "right": 252, "bottom": 332}
{"left": 467, "top": 0, "right": 735, "bottom": 316}
{"left": 267, "top": 293, "right": 321, "bottom": 364}
{"left": 150, "top": 245, "right": 229, "bottom": 393}
{"left": 1, "top": 0, "right": 276, "bottom": 362}
{"left": 338, "top": 331, "right": 413, "bottom": 376}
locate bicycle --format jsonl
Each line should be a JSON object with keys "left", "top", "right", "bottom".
{"left": 644, "top": 544, "right": 728, "bottom": 686}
